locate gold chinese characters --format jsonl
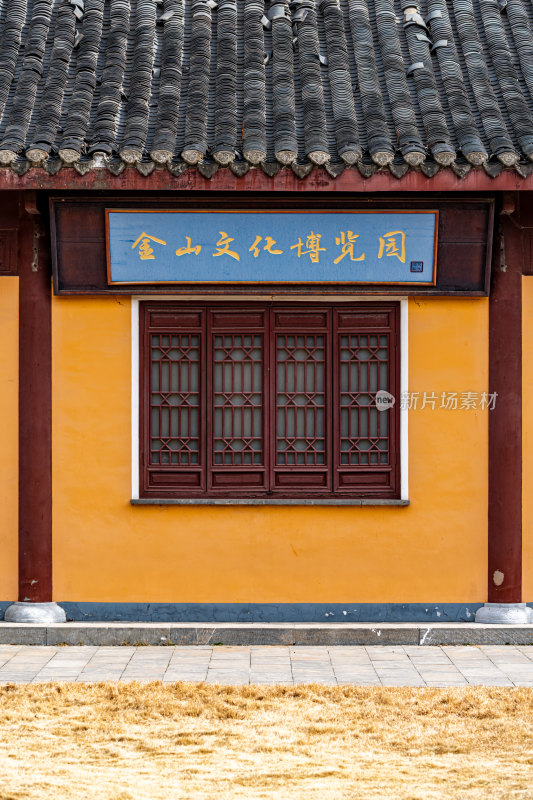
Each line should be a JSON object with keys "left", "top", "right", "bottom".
{"left": 131, "top": 233, "right": 167, "bottom": 260}
{"left": 131, "top": 229, "right": 409, "bottom": 265}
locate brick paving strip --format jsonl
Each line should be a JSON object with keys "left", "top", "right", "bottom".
{"left": 0, "top": 645, "right": 533, "bottom": 686}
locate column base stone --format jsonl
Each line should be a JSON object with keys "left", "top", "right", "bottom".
{"left": 4, "top": 602, "right": 67, "bottom": 624}
{"left": 474, "top": 603, "right": 533, "bottom": 624}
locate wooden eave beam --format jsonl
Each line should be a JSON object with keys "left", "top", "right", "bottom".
{"left": 0, "top": 168, "right": 532, "bottom": 193}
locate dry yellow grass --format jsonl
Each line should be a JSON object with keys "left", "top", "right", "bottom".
{"left": 0, "top": 683, "right": 532, "bottom": 799}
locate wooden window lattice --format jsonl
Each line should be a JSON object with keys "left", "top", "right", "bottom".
{"left": 141, "top": 303, "right": 400, "bottom": 498}
{"left": 213, "top": 334, "right": 264, "bottom": 466}
{"left": 150, "top": 334, "right": 201, "bottom": 466}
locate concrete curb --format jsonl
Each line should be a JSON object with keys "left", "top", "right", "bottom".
{"left": 1, "top": 622, "right": 533, "bottom": 646}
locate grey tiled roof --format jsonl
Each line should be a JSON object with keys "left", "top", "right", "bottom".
{"left": 0, "top": 0, "right": 533, "bottom": 178}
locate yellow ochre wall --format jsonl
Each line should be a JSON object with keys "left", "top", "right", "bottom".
{"left": 0, "top": 277, "right": 18, "bottom": 601}
{"left": 52, "top": 295, "right": 489, "bottom": 603}
{"left": 523, "top": 277, "right": 533, "bottom": 601}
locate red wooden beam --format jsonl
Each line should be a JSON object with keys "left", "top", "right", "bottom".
{"left": 18, "top": 191, "right": 53, "bottom": 602}
{"left": 488, "top": 201, "right": 522, "bottom": 603}
{"left": 0, "top": 165, "right": 531, "bottom": 193}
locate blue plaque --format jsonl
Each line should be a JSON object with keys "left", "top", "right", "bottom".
{"left": 106, "top": 210, "right": 438, "bottom": 285}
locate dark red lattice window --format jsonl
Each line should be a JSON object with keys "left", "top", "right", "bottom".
{"left": 150, "top": 333, "right": 201, "bottom": 467}
{"left": 141, "top": 303, "right": 400, "bottom": 498}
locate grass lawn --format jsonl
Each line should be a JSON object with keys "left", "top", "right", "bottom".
{"left": 0, "top": 683, "right": 532, "bottom": 799}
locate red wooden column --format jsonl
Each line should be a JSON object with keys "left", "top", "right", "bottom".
{"left": 5, "top": 192, "right": 65, "bottom": 622}
{"left": 18, "top": 193, "right": 53, "bottom": 602}
{"left": 477, "top": 193, "right": 531, "bottom": 623}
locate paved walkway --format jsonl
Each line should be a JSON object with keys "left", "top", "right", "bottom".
{"left": 1, "top": 644, "right": 533, "bottom": 685}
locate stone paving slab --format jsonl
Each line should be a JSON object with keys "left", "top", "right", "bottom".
{"left": 1, "top": 622, "right": 533, "bottom": 646}
{"left": 0, "top": 645, "right": 531, "bottom": 686}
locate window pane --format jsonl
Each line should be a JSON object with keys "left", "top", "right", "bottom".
{"left": 213, "top": 335, "right": 263, "bottom": 466}
{"left": 276, "top": 334, "right": 326, "bottom": 465}
{"left": 142, "top": 303, "right": 398, "bottom": 498}
{"left": 150, "top": 334, "right": 200, "bottom": 466}
{"left": 339, "top": 333, "right": 390, "bottom": 466}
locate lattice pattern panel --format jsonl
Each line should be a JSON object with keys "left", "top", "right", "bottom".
{"left": 213, "top": 335, "right": 263, "bottom": 466}
{"left": 276, "top": 335, "right": 326, "bottom": 466}
{"left": 142, "top": 303, "right": 399, "bottom": 498}
{"left": 150, "top": 334, "right": 200, "bottom": 465}
{"left": 339, "top": 334, "right": 390, "bottom": 465}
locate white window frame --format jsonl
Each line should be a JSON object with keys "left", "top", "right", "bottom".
{"left": 131, "top": 296, "right": 409, "bottom": 502}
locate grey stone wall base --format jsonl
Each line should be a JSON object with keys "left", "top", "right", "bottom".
{"left": 474, "top": 603, "right": 533, "bottom": 624}
{"left": 0, "top": 622, "right": 533, "bottom": 646}
{"left": 4, "top": 602, "right": 67, "bottom": 624}
{"left": 57, "top": 601, "right": 484, "bottom": 623}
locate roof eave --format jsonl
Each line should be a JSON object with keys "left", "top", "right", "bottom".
{"left": 0, "top": 165, "right": 530, "bottom": 193}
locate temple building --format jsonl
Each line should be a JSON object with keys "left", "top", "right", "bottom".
{"left": 1, "top": 0, "right": 533, "bottom": 625}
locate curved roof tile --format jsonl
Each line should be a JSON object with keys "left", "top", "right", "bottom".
{"left": 0, "top": 0, "right": 532, "bottom": 177}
